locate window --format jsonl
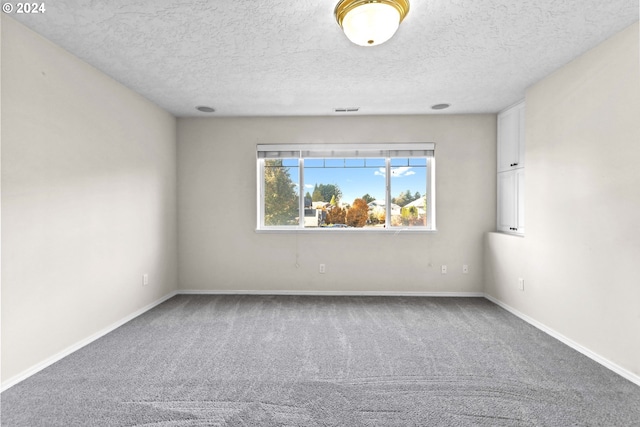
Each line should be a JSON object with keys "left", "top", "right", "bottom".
{"left": 257, "top": 144, "right": 435, "bottom": 231}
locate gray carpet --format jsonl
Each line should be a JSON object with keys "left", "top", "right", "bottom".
{"left": 2, "top": 295, "right": 639, "bottom": 426}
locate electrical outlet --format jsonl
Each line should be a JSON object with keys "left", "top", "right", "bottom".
{"left": 143, "top": 274, "right": 149, "bottom": 286}
{"left": 441, "top": 265, "right": 447, "bottom": 274}
{"left": 518, "top": 278, "right": 524, "bottom": 291}
{"left": 463, "top": 265, "right": 469, "bottom": 274}
{"left": 319, "top": 264, "right": 326, "bottom": 274}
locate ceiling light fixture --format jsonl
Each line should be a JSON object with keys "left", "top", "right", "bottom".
{"left": 335, "top": 0, "right": 410, "bottom": 47}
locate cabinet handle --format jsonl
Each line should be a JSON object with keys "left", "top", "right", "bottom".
{"left": 510, "top": 162, "right": 519, "bottom": 167}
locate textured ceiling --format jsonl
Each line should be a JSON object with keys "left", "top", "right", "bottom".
{"left": 8, "top": 0, "right": 639, "bottom": 117}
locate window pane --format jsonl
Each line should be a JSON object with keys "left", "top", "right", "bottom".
{"left": 303, "top": 158, "right": 385, "bottom": 228}
{"left": 263, "top": 159, "right": 299, "bottom": 226}
{"left": 304, "top": 158, "right": 324, "bottom": 168}
{"left": 390, "top": 157, "right": 409, "bottom": 167}
{"left": 281, "top": 158, "right": 299, "bottom": 168}
{"left": 365, "top": 158, "right": 386, "bottom": 168}
{"left": 324, "top": 158, "right": 344, "bottom": 168}
{"left": 345, "top": 158, "right": 364, "bottom": 167}
{"left": 390, "top": 158, "right": 428, "bottom": 227}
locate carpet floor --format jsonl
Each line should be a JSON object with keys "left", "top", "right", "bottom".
{"left": 2, "top": 295, "right": 639, "bottom": 426}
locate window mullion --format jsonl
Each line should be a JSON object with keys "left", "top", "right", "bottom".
{"left": 299, "top": 157, "right": 304, "bottom": 228}
{"left": 385, "top": 157, "right": 391, "bottom": 227}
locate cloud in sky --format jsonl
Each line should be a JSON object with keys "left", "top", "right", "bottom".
{"left": 374, "top": 167, "right": 415, "bottom": 178}
{"left": 394, "top": 167, "right": 416, "bottom": 177}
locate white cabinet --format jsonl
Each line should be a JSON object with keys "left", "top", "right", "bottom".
{"left": 497, "top": 101, "right": 525, "bottom": 172}
{"left": 497, "top": 169, "right": 524, "bottom": 234}
{"left": 497, "top": 101, "right": 525, "bottom": 235}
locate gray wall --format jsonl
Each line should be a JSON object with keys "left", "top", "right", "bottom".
{"left": 177, "top": 115, "right": 496, "bottom": 293}
{"left": 485, "top": 22, "right": 640, "bottom": 378}
{"left": 1, "top": 16, "right": 178, "bottom": 383}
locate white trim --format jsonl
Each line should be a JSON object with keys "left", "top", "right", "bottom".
{"left": 257, "top": 142, "right": 435, "bottom": 153}
{"left": 427, "top": 156, "right": 436, "bottom": 229}
{"left": 255, "top": 228, "right": 438, "bottom": 234}
{"left": 256, "top": 157, "right": 263, "bottom": 230}
{"left": 257, "top": 145, "right": 436, "bottom": 232}
{"left": 0, "top": 290, "right": 178, "bottom": 392}
{"left": 498, "top": 99, "right": 525, "bottom": 114}
{"left": 484, "top": 294, "right": 640, "bottom": 387}
{"left": 177, "top": 290, "right": 484, "bottom": 297}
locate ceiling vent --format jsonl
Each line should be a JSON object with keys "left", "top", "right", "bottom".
{"left": 196, "top": 106, "right": 216, "bottom": 113}
{"left": 334, "top": 107, "right": 360, "bottom": 113}
{"left": 431, "top": 103, "right": 450, "bottom": 110}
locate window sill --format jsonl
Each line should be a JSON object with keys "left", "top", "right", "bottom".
{"left": 496, "top": 230, "right": 524, "bottom": 237}
{"left": 256, "top": 228, "right": 437, "bottom": 234}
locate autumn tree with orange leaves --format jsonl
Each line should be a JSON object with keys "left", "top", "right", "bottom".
{"left": 346, "top": 198, "right": 369, "bottom": 227}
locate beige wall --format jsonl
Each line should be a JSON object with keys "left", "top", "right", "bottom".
{"left": 485, "top": 22, "right": 640, "bottom": 378}
{"left": 177, "top": 115, "right": 496, "bottom": 293}
{"left": 1, "top": 17, "right": 178, "bottom": 383}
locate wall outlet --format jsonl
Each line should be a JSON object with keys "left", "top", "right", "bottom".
{"left": 518, "top": 278, "right": 524, "bottom": 291}
{"left": 143, "top": 273, "right": 149, "bottom": 286}
{"left": 319, "top": 264, "right": 326, "bottom": 274}
{"left": 462, "top": 264, "right": 469, "bottom": 274}
{"left": 441, "top": 265, "right": 447, "bottom": 274}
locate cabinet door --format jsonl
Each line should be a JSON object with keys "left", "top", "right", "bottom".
{"left": 517, "top": 104, "right": 525, "bottom": 169}
{"left": 497, "top": 171, "right": 517, "bottom": 232}
{"left": 516, "top": 168, "right": 525, "bottom": 234}
{"left": 497, "top": 101, "right": 525, "bottom": 172}
{"left": 497, "top": 169, "right": 524, "bottom": 234}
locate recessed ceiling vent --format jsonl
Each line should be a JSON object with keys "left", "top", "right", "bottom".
{"left": 196, "top": 106, "right": 216, "bottom": 113}
{"left": 431, "top": 103, "right": 450, "bottom": 110}
{"left": 334, "top": 107, "right": 360, "bottom": 113}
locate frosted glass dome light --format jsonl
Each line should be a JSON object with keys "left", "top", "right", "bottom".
{"left": 335, "top": 0, "right": 410, "bottom": 47}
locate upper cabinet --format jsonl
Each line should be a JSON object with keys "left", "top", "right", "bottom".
{"left": 497, "top": 100, "right": 525, "bottom": 235}
{"left": 497, "top": 101, "right": 525, "bottom": 172}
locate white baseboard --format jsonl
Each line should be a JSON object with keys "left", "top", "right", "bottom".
{"left": 1, "top": 290, "right": 178, "bottom": 392}
{"left": 178, "top": 289, "right": 485, "bottom": 297}
{"left": 484, "top": 294, "right": 640, "bottom": 387}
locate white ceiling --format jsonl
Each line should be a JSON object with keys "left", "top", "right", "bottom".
{"left": 9, "top": 0, "right": 639, "bottom": 117}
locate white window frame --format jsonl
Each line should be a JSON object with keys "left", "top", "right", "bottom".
{"left": 256, "top": 143, "right": 436, "bottom": 232}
